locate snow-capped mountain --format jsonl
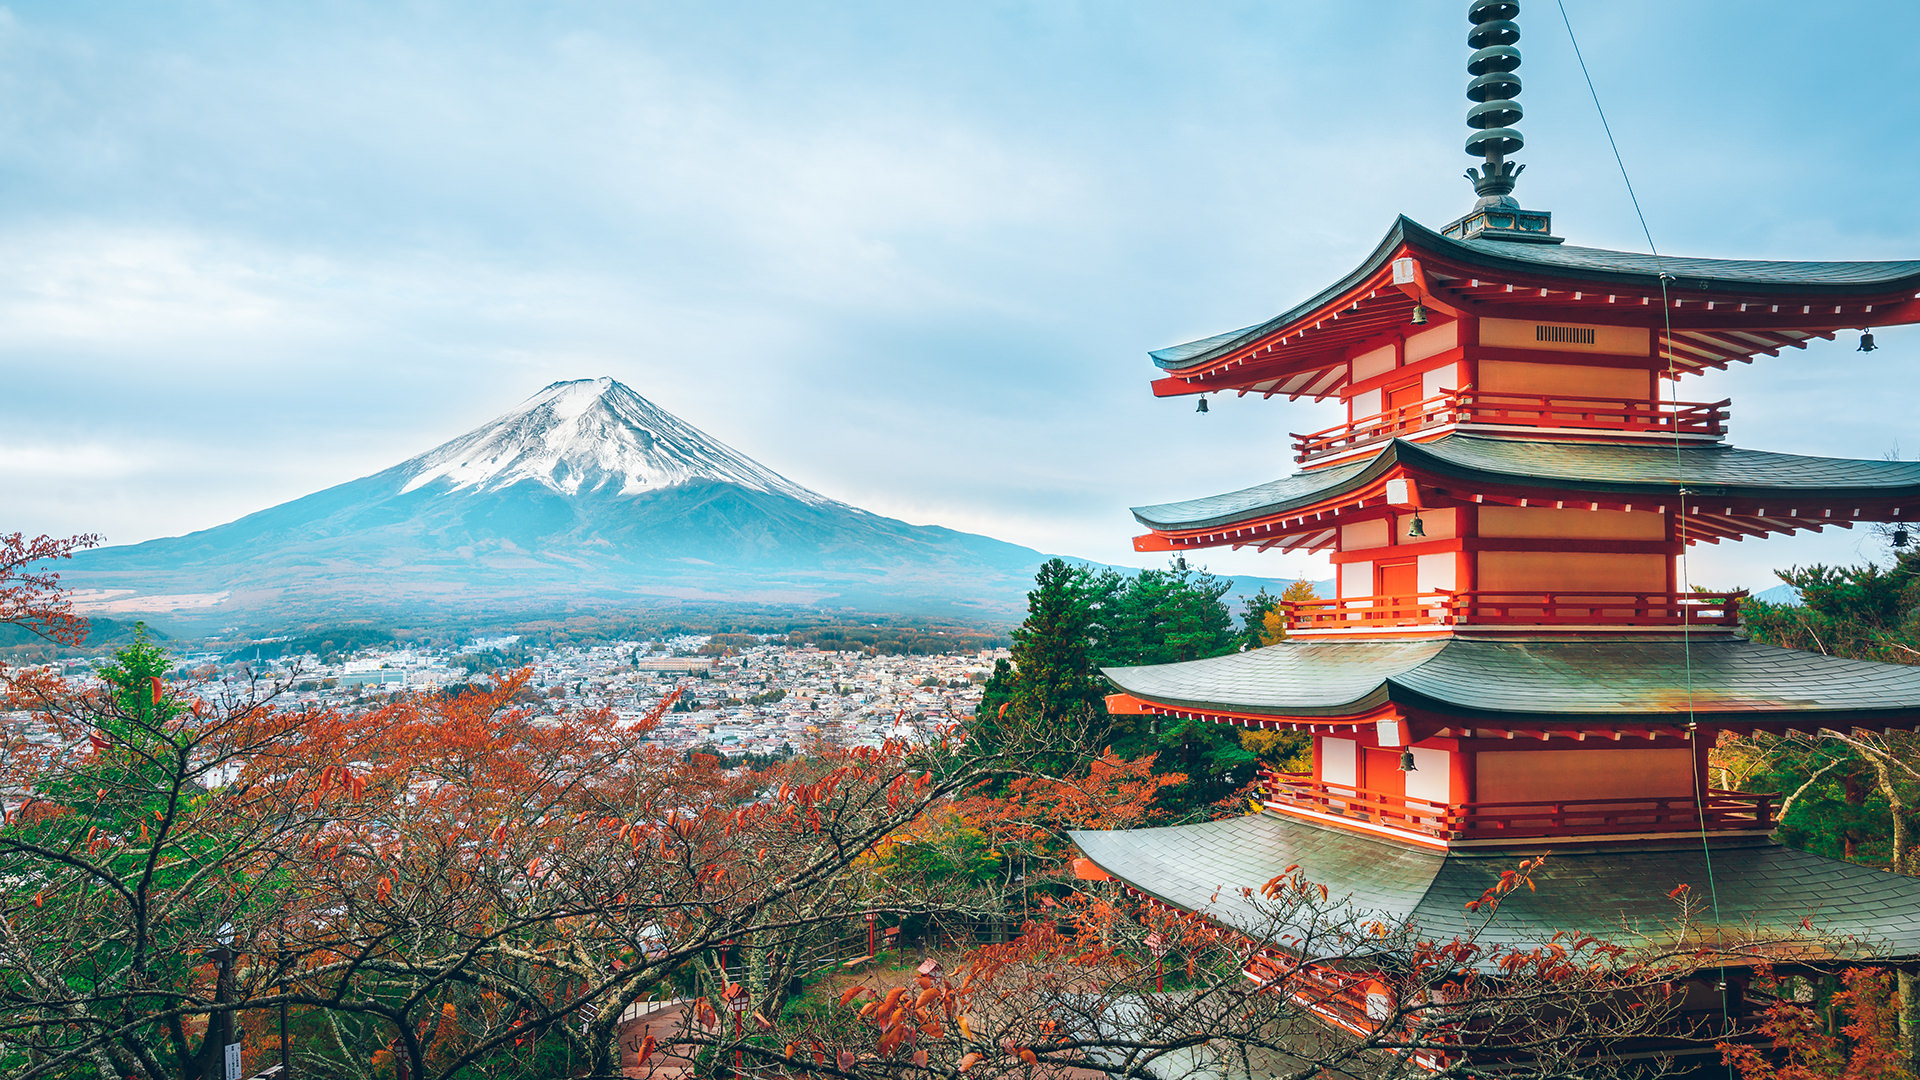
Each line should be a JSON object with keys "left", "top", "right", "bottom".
{"left": 65, "top": 379, "right": 1049, "bottom": 620}
{"left": 399, "top": 378, "right": 838, "bottom": 506}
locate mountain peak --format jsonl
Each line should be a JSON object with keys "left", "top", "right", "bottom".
{"left": 399, "top": 378, "right": 838, "bottom": 505}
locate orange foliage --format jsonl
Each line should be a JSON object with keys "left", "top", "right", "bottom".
{"left": 0, "top": 532, "right": 100, "bottom": 647}
{"left": 1721, "top": 968, "right": 1914, "bottom": 1080}
{"left": 954, "top": 749, "right": 1180, "bottom": 861}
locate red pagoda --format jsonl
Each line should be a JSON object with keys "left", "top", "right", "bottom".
{"left": 1069, "top": 0, "right": 1920, "bottom": 1064}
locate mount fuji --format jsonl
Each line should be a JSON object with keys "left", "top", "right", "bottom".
{"left": 64, "top": 379, "right": 1052, "bottom": 620}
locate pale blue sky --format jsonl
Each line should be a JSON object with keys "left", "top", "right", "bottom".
{"left": 4, "top": 1, "right": 1918, "bottom": 593}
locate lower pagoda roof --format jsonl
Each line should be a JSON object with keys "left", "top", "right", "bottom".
{"left": 1103, "top": 636, "right": 1920, "bottom": 728}
{"left": 1132, "top": 434, "right": 1920, "bottom": 535}
{"left": 1070, "top": 813, "right": 1920, "bottom": 963}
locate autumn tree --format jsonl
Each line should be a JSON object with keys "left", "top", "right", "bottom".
{"left": 0, "top": 633, "right": 352, "bottom": 1078}
{"left": 797, "top": 853, "right": 1791, "bottom": 1080}
{"left": 0, "top": 531, "right": 100, "bottom": 647}
{"left": 2, "top": 611, "right": 1172, "bottom": 1080}
{"left": 1239, "top": 586, "right": 1281, "bottom": 651}
{"left": 1238, "top": 577, "right": 1318, "bottom": 650}
{"left": 0, "top": 563, "right": 1820, "bottom": 1080}
{"left": 1231, "top": 579, "right": 1320, "bottom": 773}
{"left": 1721, "top": 968, "right": 1914, "bottom": 1080}
{"left": 1726, "top": 552, "right": 1920, "bottom": 871}
{"left": 1721, "top": 544, "right": 1920, "bottom": 1066}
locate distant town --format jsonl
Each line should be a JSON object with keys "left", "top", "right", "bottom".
{"left": 17, "top": 636, "right": 1002, "bottom": 760}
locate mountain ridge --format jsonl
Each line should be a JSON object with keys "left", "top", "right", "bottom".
{"left": 397, "top": 378, "right": 843, "bottom": 506}
{"left": 65, "top": 379, "right": 1052, "bottom": 621}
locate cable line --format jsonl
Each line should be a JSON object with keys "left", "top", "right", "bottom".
{"left": 1556, "top": 0, "right": 1733, "bottom": 1059}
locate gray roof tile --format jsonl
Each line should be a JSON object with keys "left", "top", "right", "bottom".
{"left": 1453, "top": 234, "right": 1920, "bottom": 288}
{"left": 1104, "top": 637, "right": 1920, "bottom": 722}
{"left": 1152, "top": 216, "right": 1920, "bottom": 373}
{"left": 1132, "top": 435, "right": 1920, "bottom": 532}
{"left": 1071, "top": 814, "right": 1920, "bottom": 961}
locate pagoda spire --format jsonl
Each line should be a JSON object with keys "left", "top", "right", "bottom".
{"left": 1463, "top": 0, "right": 1524, "bottom": 204}
{"left": 1445, "top": 0, "right": 1559, "bottom": 243}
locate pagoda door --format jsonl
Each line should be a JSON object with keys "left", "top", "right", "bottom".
{"left": 1386, "top": 379, "right": 1425, "bottom": 427}
{"left": 1376, "top": 559, "right": 1418, "bottom": 621}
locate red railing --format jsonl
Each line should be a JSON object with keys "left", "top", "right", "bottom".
{"left": 1283, "top": 592, "right": 1454, "bottom": 630}
{"left": 1282, "top": 590, "right": 1743, "bottom": 632}
{"left": 1448, "top": 590, "right": 1742, "bottom": 628}
{"left": 1291, "top": 391, "right": 1730, "bottom": 463}
{"left": 1456, "top": 390, "right": 1730, "bottom": 437}
{"left": 1258, "top": 769, "right": 1777, "bottom": 841}
{"left": 1292, "top": 394, "right": 1461, "bottom": 461}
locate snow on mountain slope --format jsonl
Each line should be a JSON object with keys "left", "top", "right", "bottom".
{"left": 63, "top": 376, "right": 1066, "bottom": 618}
{"left": 399, "top": 377, "right": 842, "bottom": 507}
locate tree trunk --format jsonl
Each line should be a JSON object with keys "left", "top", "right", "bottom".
{"left": 1870, "top": 754, "right": 1919, "bottom": 1070}
{"left": 1902, "top": 968, "right": 1920, "bottom": 1076}
{"left": 1871, "top": 753, "right": 1913, "bottom": 874}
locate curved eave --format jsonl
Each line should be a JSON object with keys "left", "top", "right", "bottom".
{"left": 1150, "top": 215, "right": 1920, "bottom": 387}
{"left": 1415, "top": 217, "right": 1920, "bottom": 301}
{"left": 1130, "top": 436, "right": 1920, "bottom": 545}
{"left": 1070, "top": 816, "right": 1920, "bottom": 963}
{"left": 1398, "top": 437, "right": 1920, "bottom": 500}
{"left": 1383, "top": 682, "right": 1920, "bottom": 732}
{"left": 1130, "top": 451, "right": 1390, "bottom": 534}
{"left": 1101, "top": 639, "right": 1445, "bottom": 720}
{"left": 1150, "top": 220, "right": 1419, "bottom": 373}
{"left": 1111, "top": 682, "right": 1920, "bottom": 734}
{"left": 1104, "top": 638, "right": 1920, "bottom": 730}
{"left": 1108, "top": 685, "right": 1397, "bottom": 722}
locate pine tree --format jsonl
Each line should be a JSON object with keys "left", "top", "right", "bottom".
{"left": 1239, "top": 587, "right": 1281, "bottom": 651}
{"left": 1007, "top": 559, "right": 1110, "bottom": 727}
{"left": 973, "top": 558, "right": 1265, "bottom": 814}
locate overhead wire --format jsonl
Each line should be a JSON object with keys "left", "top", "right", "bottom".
{"left": 1555, "top": 0, "right": 1734, "bottom": 1061}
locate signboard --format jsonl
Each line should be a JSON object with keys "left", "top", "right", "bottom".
{"left": 224, "top": 1042, "right": 243, "bottom": 1080}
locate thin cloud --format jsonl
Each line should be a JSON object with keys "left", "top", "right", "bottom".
{"left": 0, "top": 1, "right": 1915, "bottom": 593}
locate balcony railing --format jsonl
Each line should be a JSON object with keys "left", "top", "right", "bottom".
{"left": 1291, "top": 391, "right": 1731, "bottom": 463}
{"left": 1284, "top": 592, "right": 1454, "bottom": 630}
{"left": 1258, "top": 768, "right": 1777, "bottom": 841}
{"left": 1282, "top": 590, "right": 1743, "bottom": 632}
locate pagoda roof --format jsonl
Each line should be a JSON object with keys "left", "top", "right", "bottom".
{"left": 1131, "top": 434, "right": 1920, "bottom": 535}
{"left": 1069, "top": 814, "right": 1920, "bottom": 963}
{"left": 1102, "top": 636, "right": 1920, "bottom": 727}
{"left": 1148, "top": 216, "right": 1920, "bottom": 393}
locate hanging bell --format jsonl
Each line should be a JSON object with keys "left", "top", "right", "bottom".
{"left": 1196, "top": 396, "right": 1209, "bottom": 413}
{"left": 1407, "top": 513, "right": 1426, "bottom": 539}
{"left": 1411, "top": 303, "right": 1429, "bottom": 326}
{"left": 1399, "top": 749, "right": 1417, "bottom": 772}
{"left": 1859, "top": 331, "right": 1878, "bottom": 352}
{"left": 1895, "top": 527, "right": 1911, "bottom": 548}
